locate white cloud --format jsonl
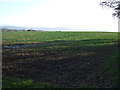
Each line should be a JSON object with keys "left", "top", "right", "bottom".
{"left": 0, "top": 0, "right": 118, "bottom": 32}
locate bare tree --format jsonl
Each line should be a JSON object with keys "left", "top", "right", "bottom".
{"left": 100, "top": 0, "right": 120, "bottom": 18}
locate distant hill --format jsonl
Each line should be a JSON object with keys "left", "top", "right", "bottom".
{"left": 0, "top": 26, "right": 32, "bottom": 31}
{"left": 0, "top": 25, "right": 80, "bottom": 31}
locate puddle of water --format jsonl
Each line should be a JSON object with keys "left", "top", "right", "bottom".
{"left": 4, "top": 45, "right": 24, "bottom": 49}
{"left": 3, "top": 44, "right": 28, "bottom": 49}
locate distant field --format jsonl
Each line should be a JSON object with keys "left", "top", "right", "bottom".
{"left": 2, "top": 31, "right": 120, "bottom": 88}
{"left": 2, "top": 31, "right": 119, "bottom": 44}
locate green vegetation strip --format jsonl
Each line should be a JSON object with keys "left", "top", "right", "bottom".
{"left": 2, "top": 76, "right": 59, "bottom": 88}
{"left": 2, "top": 31, "right": 119, "bottom": 44}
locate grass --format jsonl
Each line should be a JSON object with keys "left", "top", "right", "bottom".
{"left": 102, "top": 49, "right": 120, "bottom": 87}
{"left": 2, "top": 76, "right": 59, "bottom": 88}
{"left": 2, "top": 31, "right": 120, "bottom": 88}
{"left": 2, "top": 31, "right": 119, "bottom": 44}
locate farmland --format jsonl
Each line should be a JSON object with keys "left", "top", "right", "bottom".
{"left": 2, "top": 31, "right": 120, "bottom": 88}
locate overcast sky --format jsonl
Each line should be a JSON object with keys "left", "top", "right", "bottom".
{"left": 0, "top": 0, "right": 118, "bottom": 32}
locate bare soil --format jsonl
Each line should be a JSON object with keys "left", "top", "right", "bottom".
{"left": 2, "top": 41, "right": 119, "bottom": 88}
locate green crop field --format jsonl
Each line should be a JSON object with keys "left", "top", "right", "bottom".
{"left": 2, "top": 31, "right": 119, "bottom": 44}
{"left": 2, "top": 31, "right": 120, "bottom": 88}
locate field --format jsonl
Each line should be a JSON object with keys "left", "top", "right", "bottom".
{"left": 2, "top": 31, "right": 120, "bottom": 88}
